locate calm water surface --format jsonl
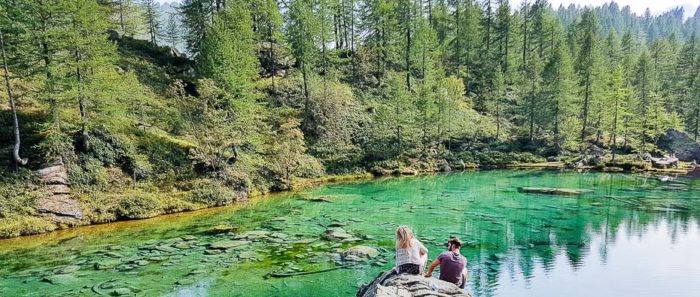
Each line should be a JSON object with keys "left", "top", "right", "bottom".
{"left": 1, "top": 170, "right": 700, "bottom": 296}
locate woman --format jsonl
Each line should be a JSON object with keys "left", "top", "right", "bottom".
{"left": 394, "top": 226, "right": 429, "bottom": 275}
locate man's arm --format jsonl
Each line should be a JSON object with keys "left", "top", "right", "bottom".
{"left": 424, "top": 258, "right": 440, "bottom": 277}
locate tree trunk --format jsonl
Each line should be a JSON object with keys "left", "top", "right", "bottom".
{"left": 611, "top": 96, "right": 619, "bottom": 161}
{"left": 269, "top": 25, "right": 276, "bottom": 94}
{"left": 405, "top": 0, "right": 411, "bottom": 91}
{"left": 521, "top": 3, "right": 528, "bottom": 68}
{"left": 76, "top": 47, "right": 89, "bottom": 150}
{"left": 119, "top": 0, "right": 125, "bottom": 32}
{"left": 1, "top": 31, "right": 28, "bottom": 166}
{"left": 580, "top": 73, "right": 590, "bottom": 141}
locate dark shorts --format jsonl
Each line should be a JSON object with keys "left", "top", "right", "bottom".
{"left": 397, "top": 263, "right": 420, "bottom": 275}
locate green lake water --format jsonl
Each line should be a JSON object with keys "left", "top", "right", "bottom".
{"left": 1, "top": 170, "right": 700, "bottom": 296}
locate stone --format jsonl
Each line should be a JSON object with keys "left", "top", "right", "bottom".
{"left": 155, "top": 245, "right": 178, "bottom": 253}
{"left": 237, "top": 230, "right": 271, "bottom": 240}
{"left": 176, "top": 279, "right": 195, "bottom": 286}
{"left": 182, "top": 236, "right": 197, "bottom": 241}
{"left": 657, "top": 128, "right": 700, "bottom": 162}
{"left": 42, "top": 274, "right": 77, "bottom": 285}
{"left": 323, "top": 228, "right": 353, "bottom": 241}
{"left": 343, "top": 246, "right": 379, "bottom": 262}
{"left": 112, "top": 288, "right": 132, "bottom": 296}
{"left": 269, "top": 233, "right": 288, "bottom": 239}
{"left": 54, "top": 265, "right": 80, "bottom": 274}
{"left": 94, "top": 260, "right": 121, "bottom": 270}
{"left": 204, "top": 249, "right": 222, "bottom": 255}
{"left": 174, "top": 242, "right": 190, "bottom": 249}
{"left": 237, "top": 251, "right": 257, "bottom": 260}
{"left": 107, "top": 29, "right": 120, "bottom": 41}
{"left": 47, "top": 184, "right": 71, "bottom": 194}
{"left": 209, "top": 240, "right": 250, "bottom": 250}
{"left": 357, "top": 271, "right": 471, "bottom": 297}
{"left": 36, "top": 195, "right": 83, "bottom": 220}
{"left": 105, "top": 251, "right": 123, "bottom": 258}
{"left": 208, "top": 224, "right": 237, "bottom": 234}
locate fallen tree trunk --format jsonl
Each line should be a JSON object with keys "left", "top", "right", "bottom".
{"left": 517, "top": 187, "right": 592, "bottom": 196}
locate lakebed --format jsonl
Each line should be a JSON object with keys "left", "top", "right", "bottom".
{"left": 1, "top": 170, "right": 699, "bottom": 296}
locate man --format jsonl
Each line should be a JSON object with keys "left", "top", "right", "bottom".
{"left": 424, "top": 237, "right": 467, "bottom": 289}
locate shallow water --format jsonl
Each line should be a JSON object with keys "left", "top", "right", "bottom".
{"left": 1, "top": 170, "right": 700, "bottom": 297}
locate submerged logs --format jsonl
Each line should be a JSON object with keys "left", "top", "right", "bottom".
{"left": 517, "top": 187, "right": 592, "bottom": 196}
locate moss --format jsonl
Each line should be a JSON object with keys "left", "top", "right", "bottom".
{"left": 0, "top": 216, "right": 57, "bottom": 238}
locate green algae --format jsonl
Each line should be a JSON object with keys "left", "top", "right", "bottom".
{"left": 1, "top": 170, "right": 700, "bottom": 296}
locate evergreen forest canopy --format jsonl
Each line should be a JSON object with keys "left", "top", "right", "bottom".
{"left": 1, "top": 0, "right": 700, "bottom": 235}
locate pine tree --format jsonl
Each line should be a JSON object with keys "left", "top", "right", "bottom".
{"left": 180, "top": 0, "right": 213, "bottom": 55}
{"left": 287, "top": 0, "right": 322, "bottom": 110}
{"left": 66, "top": 0, "right": 117, "bottom": 150}
{"left": 574, "top": 9, "right": 600, "bottom": 142}
{"left": 163, "top": 11, "right": 181, "bottom": 48}
{"left": 141, "top": 0, "right": 160, "bottom": 45}
{"left": 197, "top": 3, "right": 258, "bottom": 98}
{"left": 607, "top": 66, "right": 628, "bottom": 160}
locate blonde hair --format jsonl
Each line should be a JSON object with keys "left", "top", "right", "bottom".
{"left": 396, "top": 226, "right": 415, "bottom": 249}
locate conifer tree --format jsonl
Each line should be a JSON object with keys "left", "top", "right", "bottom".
{"left": 197, "top": 3, "right": 258, "bottom": 98}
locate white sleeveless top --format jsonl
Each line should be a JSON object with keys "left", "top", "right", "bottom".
{"left": 396, "top": 238, "right": 428, "bottom": 266}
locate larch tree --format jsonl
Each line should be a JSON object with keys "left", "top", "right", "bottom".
{"left": 141, "top": 0, "right": 160, "bottom": 45}
{"left": 197, "top": 3, "right": 258, "bottom": 99}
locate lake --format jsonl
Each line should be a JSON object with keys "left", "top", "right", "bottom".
{"left": 1, "top": 170, "right": 699, "bottom": 296}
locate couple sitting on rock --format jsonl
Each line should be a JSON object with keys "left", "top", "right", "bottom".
{"left": 394, "top": 226, "right": 468, "bottom": 289}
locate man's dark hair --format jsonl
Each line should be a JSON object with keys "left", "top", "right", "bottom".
{"left": 448, "top": 237, "right": 462, "bottom": 249}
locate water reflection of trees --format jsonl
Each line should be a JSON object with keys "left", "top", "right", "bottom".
{"left": 459, "top": 174, "right": 700, "bottom": 297}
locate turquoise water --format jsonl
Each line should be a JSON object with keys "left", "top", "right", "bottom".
{"left": 1, "top": 170, "right": 700, "bottom": 296}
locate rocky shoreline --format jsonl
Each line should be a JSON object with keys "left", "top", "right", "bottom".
{"left": 2, "top": 159, "right": 697, "bottom": 240}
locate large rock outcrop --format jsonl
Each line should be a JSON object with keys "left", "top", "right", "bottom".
{"left": 657, "top": 128, "right": 700, "bottom": 162}
{"left": 36, "top": 161, "right": 83, "bottom": 225}
{"left": 357, "top": 271, "right": 471, "bottom": 297}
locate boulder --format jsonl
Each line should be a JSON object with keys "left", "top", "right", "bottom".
{"left": 657, "top": 128, "right": 700, "bottom": 162}
{"left": 42, "top": 274, "right": 77, "bottom": 285}
{"left": 357, "top": 271, "right": 471, "bottom": 297}
{"left": 343, "top": 246, "right": 379, "bottom": 262}
{"left": 107, "top": 30, "right": 121, "bottom": 41}
{"left": 208, "top": 240, "right": 250, "bottom": 250}
{"left": 36, "top": 195, "right": 83, "bottom": 220}
{"left": 323, "top": 228, "right": 353, "bottom": 241}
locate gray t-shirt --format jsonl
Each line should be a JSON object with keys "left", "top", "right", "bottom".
{"left": 437, "top": 251, "right": 467, "bottom": 285}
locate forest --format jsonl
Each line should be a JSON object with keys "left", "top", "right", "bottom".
{"left": 0, "top": 0, "right": 699, "bottom": 237}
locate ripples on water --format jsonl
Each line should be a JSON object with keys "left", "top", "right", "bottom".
{"left": 0, "top": 170, "right": 699, "bottom": 296}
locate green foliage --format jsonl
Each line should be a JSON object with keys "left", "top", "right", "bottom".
{"left": 197, "top": 4, "right": 258, "bottom": 97}
{"left": 0, "top": 170, "right": 42, "bottom": 218}
{"left": 115, "top": 192, "right": 163, "bottom": 219}
{"left": 3, "top": 0, "right": 700, "bottom": 236}
{"left": 185, "top": 179, "right": 240, "bottom": 207}
{"left": 0, "top": 216, "right": 56, "bottom": 238}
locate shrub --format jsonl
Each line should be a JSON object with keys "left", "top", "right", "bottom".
{"left": 0, "top": 170, "right": 42, "bottom": 218}
{"left": 115, "top": 193, "right": 163, "bottom": 219}
{"left": 0, "top": 216, "right": 56, "bottom": 238}
{"left": 186, "top": 179, "right": 240, "bottom": 207}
